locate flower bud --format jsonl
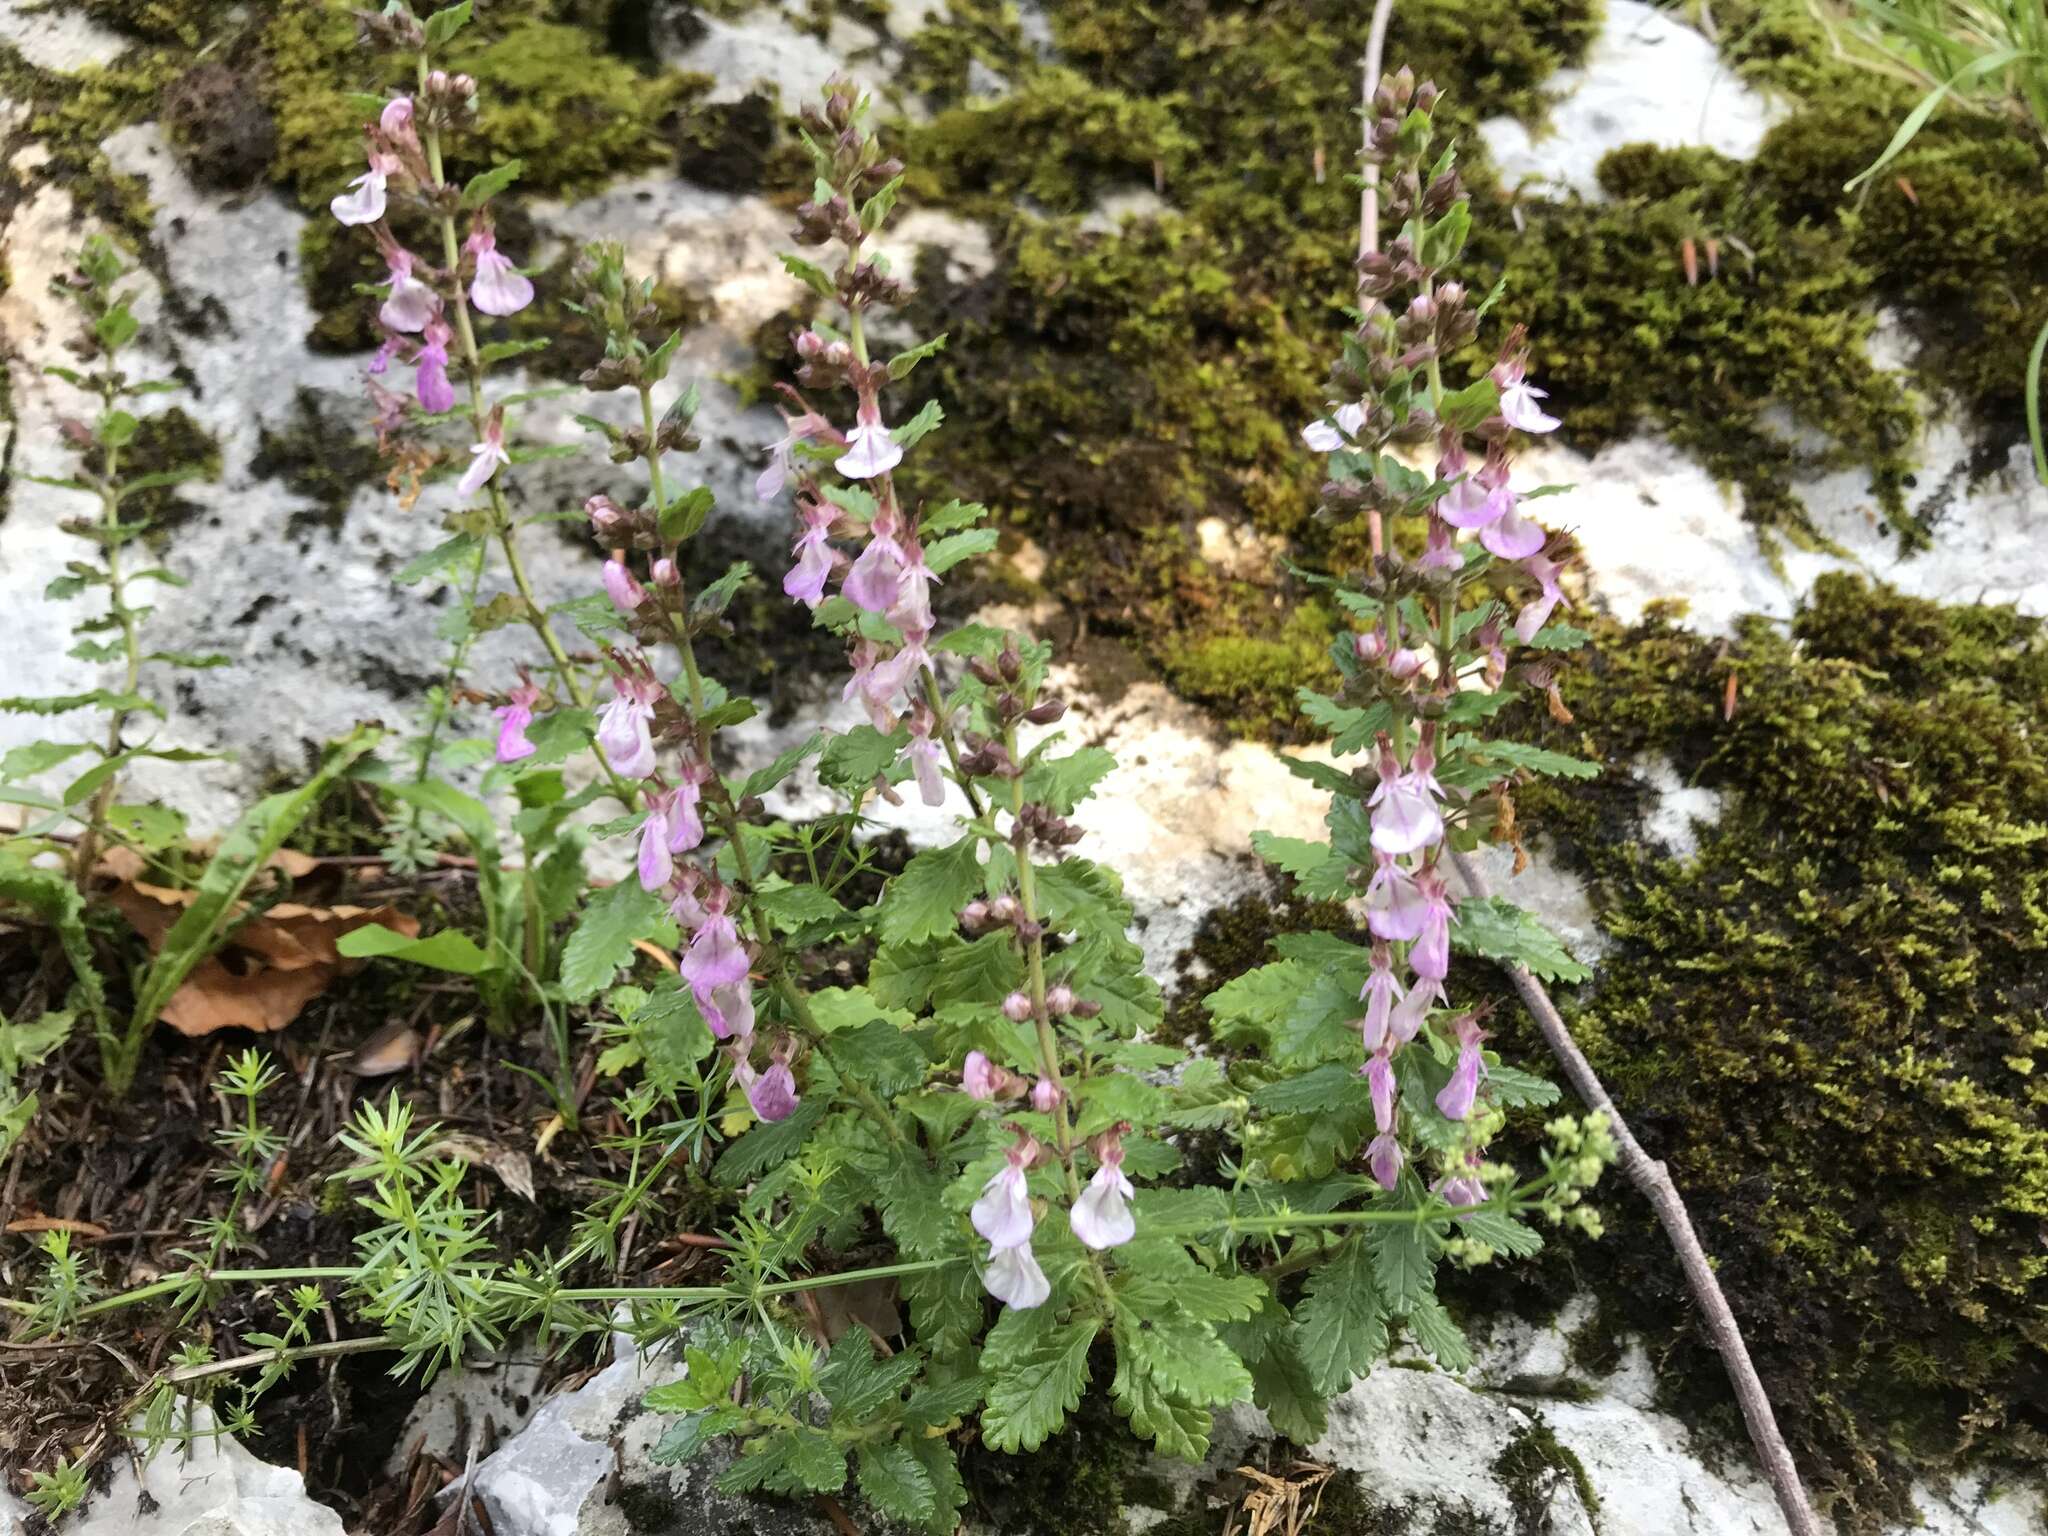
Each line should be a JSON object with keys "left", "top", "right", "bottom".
{"left": 1025, "top": 697, "right": 1066, "bottom": 725}
{"left": 1030, "top": 1077, "right": 1061, "bottom": 1113}
{"left": 960, "top": 899, "right": 990, "bottom": 933}
{"left": 1045, "top": 983, "right": 1075, "bottom": 1016}
{"left": 585, "top": 494, "right": 624, "bottom": 530}
{"left": 1002, "top": 991, "right": 1034, "bottom": 1022}
{"left": 652, "top": 557, "right": 680, "bottom": 587}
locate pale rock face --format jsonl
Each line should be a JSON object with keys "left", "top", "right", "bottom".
{"left": 64, "top": 1409, "right": 346, "bottom": 1536}
{"left": 0, "top": 5, "right": 126, "bottom": 74}
{"left": 662, "top": 10, "right": 884, "bottom": 107}
{"left": 1480, "top": 0, "right": 1785, "bottom": 201}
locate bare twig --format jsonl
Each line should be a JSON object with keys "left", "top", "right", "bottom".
{"left": 1358, "top": 0, "right": 1396, "bottom": 277}
{"left": 1448, "top": 848, "right": 1821, "bottom": 1536}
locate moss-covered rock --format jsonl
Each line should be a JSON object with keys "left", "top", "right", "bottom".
{"left": 1488, "top": 575, "right": 2048, "bottom": 1523}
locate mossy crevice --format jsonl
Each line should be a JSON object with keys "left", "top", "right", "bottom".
{"left": 1488, "top": 575, "right": 2048, "bottom": 1525}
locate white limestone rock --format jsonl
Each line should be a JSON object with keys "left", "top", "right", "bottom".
{"left": 66, "top": 1410, "right": 345, "bottom": 1536}
{"left": 1480, "top": 0, "right": 1785, "bottom": 201}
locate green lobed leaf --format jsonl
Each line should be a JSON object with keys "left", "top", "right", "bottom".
{"left": 877, "top": 837, "right": 983, "bottom": 947}
{"left": 1019, "top": 746, "right": 1115, "bottom": 815}
{"left": 559, "top": 880, "right": 677, "bottom": 1002}
{"left": 778, "top": 252, "right": 837, "bottom": 297}
{"left": 713, "top": 1097, "right": 827, "bottom": 1185}
{"left": 695, "top": 560, "right": 753, "bottom": 616}
{"left": 1249, "top": 832, "right": 1352, "bottom": 900}
{"left": 887, "top": 333, "right": 947, "bottom": 381}
{"left": 924, "top": 527, "right": 998, "bottom": 576}
{"left": 1450, "top": 896, "right": 1590, "bottom": 983}
{"left": 820, "top": 723, "right": 908, "bottom": 791}
{"left": 981, "top": 1316, "right": 1097, "bottom": 1452}
{"left": 738, "top": 731, "right": 823, "bottom": 802}
{"left": 422, "top": 1, "right": 472, "bottom": 47}
{"left": 460, "top": 157, "right": 523, "bottom": 208}
{"left": 1294, "top": 1239, "right": 1390, "bottom": 1395}
{"left": 857, "top": 1440, "right": 935, "bottom": 1523}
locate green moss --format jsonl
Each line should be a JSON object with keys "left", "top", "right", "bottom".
{"left": 1490, "top": 576, "right": 2048, "bottom": 1525}
{"left": 1494, "top": 1415, "right": 1600, "bottom": 1530}
{"left": 869, "top": 1, "right": 1599, "bottom": 728}
{"left": 249, "top": 389, "right": 381, "bottom": 537}
{"left": 65, "top": 0, "right": 214, "bottom": 46}
{"left": 108, "top": 407, "right": 222, "bottom": 542}
{"left": 263, "top": 4, "right": 698, "bottom": 212}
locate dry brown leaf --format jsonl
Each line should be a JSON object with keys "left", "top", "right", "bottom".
{"left": 159, "top": 958, "right": 341, "bottom": 1036}
{"left": 432, "top": 1134, "right": 536, "bottom": 1202}
{"left": 811, "top": 1276, "right": 902, "bottom": 1345}
{"left": 5, "top": 1216, "right": 110, "bottom": 1238}
{"left": 349, "top": 1020, "right": 421, "bottom": 1077}
{"left": 109, "top": 881, "right": 420, "bottom": 1037}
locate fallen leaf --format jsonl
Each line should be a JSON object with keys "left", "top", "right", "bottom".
{"left": 534, "top": 1113, "right": 565, "bottom": 1161}
{"left": 349, "top": 1020, "right": 421, "bottom": 1077}
{"left": 159, "top": 958, "right": 340, "bottom": 1037}
{"left": 631, "top": 938, "right": 677, "bottom": 973}
{"left": 109, "top": 883, "right": 421, "bottom": 1036}
{"left": 432, "top": 1133, "right": 536, "bottom": 1202}
{"left": 5, "top": 1216, "right": 110, "bottom": 1238}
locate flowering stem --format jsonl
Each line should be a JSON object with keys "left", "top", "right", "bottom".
{"left": 922, "top": 667, "right": 987, "bottom": 819}
{"left": 72, "top": 394, "right": 139, "bottom": 895}
{"left": 1003, "top": 726, "right": 1081, "bottom": 1200}
{"left": 417, "top": 59, "right": 584, "bottom": 712}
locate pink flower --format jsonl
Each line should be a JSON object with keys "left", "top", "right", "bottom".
{"left": 378, "top": 96, "right": 415, "bottom": 143}
{"left": 457, "top": 415, "right": 510, "bottom": 498}
{"left": 1366, "top": 855, "right": 1427, "bottom": 942}
{"left": 1434, "top": 1160, "right": 1487, "bottom": 1209}
{"left": 1514, "top": 552, "right": 1567, "bottom": 642}
{"left": 963, "top": 1050, "right": 1001, "bottom": 1100}
{"left": 905, "top": 712, "right": 945, "bottom": 807}
{"left": 683, "top": 893, "right": 754, "bottom": 1041}
{"left": 493, "top": 682, "right": 542, "bottom": 763}
{"left": 1030, "top": 1077, "right": 1061, "bottom": 1114}
{"left": 783, "top": 498, "right": 838, "bottom": 607}
{"left": 1435, "top": 1016, "right": 1487, "bottom": 1121}
{"left": 1410, "top": 864, "right": 1456, "bottom": 983}
{"left": 466, "top": 226, "right": 534, "bottom": 317}
{"left": 699, "top": 978, "right": 754, "bottom": 1041}
{"left": 971, "top": 1146, "right": 1036, "bottom": 1248}
{"left": 1302, "top": 401, "right": 1365, "bottom": 452}
{"left": 757, "top": 412, "right": 822, "bottom": 501}
{"left": 888, "top": 546, "right": 937, "bottom": 633}
{"left": 636, "top": 786, "right": 704, "bottom": 892}
{"left": 1391, "top": 975, "right": 1443, "bottom": 1043}
{"left": 1480, "top": 502, "right": 1546, "bottom": 561}
{"left": 843, "top": 530, "right": 907, "bottom": 614}
{"left": 603, "top": 558, "right": 647, "bottom": 614}
{"left": 1069, "top": 1144, "right": 1136, "bottom": 1251}
{"left": 1496, "top": 363, "right": 1560, "bottom": 434}
{"left": 1366, "top": 1050, "right": 1397, "bottom": 1135}
{"left": 1417, "top": 514, "right": 1463, "bottom": 573}
{"left": 330, "top": 154, "right": 394, "bottom": 226}
{"left": 1437, "top": 444, "right": 1492, "bottom": 527}
{"left": 745, "top": 1051, "right": 800, "bottom": 1122}
{"left": 379, "top": 247, "right": 439, "bottom": 334}
{"left": 415, "top": 322, "right": 455, "bottom": 414}
{"left": 835, "top": 400, "right": 903, "bottom": 479}
{"left": 1368, "top": 736, "right": 1444, "bottom": 856}
{"left": 1368, "top": 1133, "right": 1404, "bottom": 1191}
{"left": 596, "top": 672, "right": 658, "bottom": 779}
{"left": 585, "top": 494, "right": 624, "bottom": 531}
{"left": 1360, "top": 944, "right": 1403, "bottom": 1054}
{"left": 982, "top": 1239, "right": 1050, "bottom": 1309}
